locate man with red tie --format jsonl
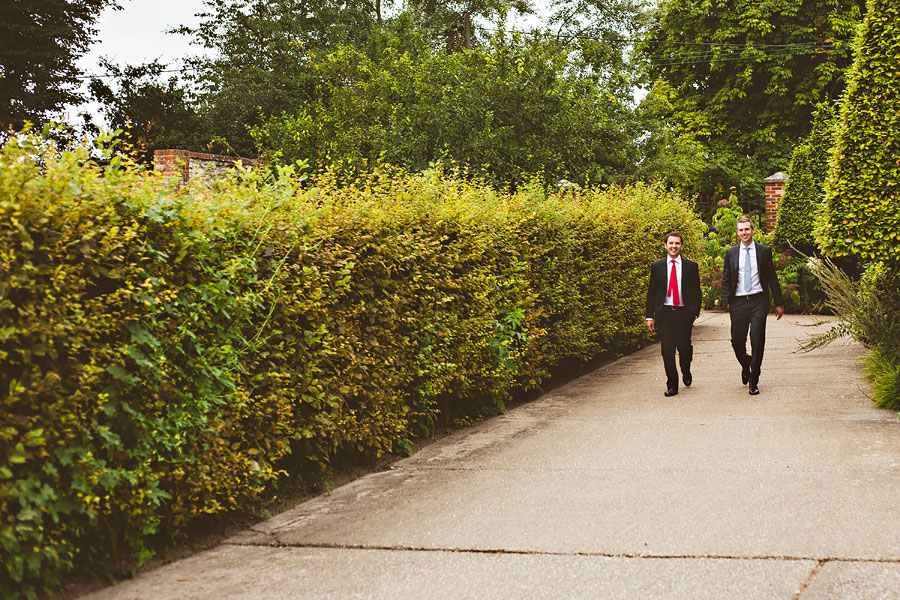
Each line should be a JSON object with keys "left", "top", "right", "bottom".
{"left": 645, "top": 231, "right": 702, "bottom": 396}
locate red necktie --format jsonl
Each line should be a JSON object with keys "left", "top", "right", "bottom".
{"left": 668, "top": 260, "right": 679, "bottom": 306}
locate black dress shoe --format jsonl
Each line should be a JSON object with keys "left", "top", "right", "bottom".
{"left": 683, "top": 372, "right": 692, "bottom": 387}
{"left": 749, "top": 383, "right": 759, "bottom": 395}
{"left": 741, "top": 371, "right": 750, "bottom": 385}
{"left": 664, "top": 388, "right": 678, "bottom": 397}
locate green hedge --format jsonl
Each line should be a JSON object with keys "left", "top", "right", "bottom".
{"left": 774, "top": 103, "right": 835, "bottom": 251}
{"left": 0, "top": 133, "right": 701, "bottom": 598}
{"left": 822, "top": 0, "right": 900, "bottom": 262}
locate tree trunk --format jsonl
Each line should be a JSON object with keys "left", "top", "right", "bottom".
{"left": 462, "top": 12, "right": 472, "bottom": 50}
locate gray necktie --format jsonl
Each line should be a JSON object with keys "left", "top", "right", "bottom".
{"left": 744, "top": 246, "right": 752, "bottom": 292}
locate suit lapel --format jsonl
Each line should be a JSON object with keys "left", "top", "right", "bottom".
{"left": 755, "top": 244, "right": 765, "bottom": 280}
{"left": 658, "top": 259, "right": 667, "bottom": 300}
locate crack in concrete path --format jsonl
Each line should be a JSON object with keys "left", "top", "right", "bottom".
{"left": 225, "top": 538, "right": 900, "bottom": 565}
{"left": 793, "top": 560, "right": 825, "bottom": 600}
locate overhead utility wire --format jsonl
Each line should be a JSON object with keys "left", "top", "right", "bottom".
{"left": 630, "top": 39, "right": 841, "bottom": 48}
{"left": 482, "top": 25, "right": 848, "bottom": 49}
{"left": 643, "top": 46, "right": 839, "bottom": 67}
{"left": 78, "top": 46, "right": 841, "bottom": 80}
{"left": 76, "top": 28, "right": 848, "bottom": 80}
{"left": 483, "top": 26, "right": 846, "bottom": 66}
{"left": 647, "top": 50, "right": 837, "bottom": 68}
{"left": 76, "top": 68, "right": 187, "bottom": 80}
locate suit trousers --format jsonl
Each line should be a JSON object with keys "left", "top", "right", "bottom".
{"left": 657, "top": 307, "right": 693, "bottom": 390}
{"left": 729, "top": 293, "right": 768, "bottom": 383}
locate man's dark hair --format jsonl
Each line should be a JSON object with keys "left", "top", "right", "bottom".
{"left": 664, "top": 230, "right": 683, "bottom": 244}
{"left": 736, "top": 216, "right": 754, "bottom": 228}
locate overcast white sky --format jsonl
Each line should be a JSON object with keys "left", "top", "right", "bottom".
{"left": 79, "top": 0, "right": 205, "bottom": 75}
{"left": 72, "top": 0, "right": 205, "bottom": 123}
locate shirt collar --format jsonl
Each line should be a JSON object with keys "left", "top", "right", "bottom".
{"left": 741, "top": 241, "right": 756, "bottom": 252}
{"left": 669, "top": 255, "right": 682, "bottom": 264}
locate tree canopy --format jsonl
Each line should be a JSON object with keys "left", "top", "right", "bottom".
{"left": 252, "top": 29, "right": 641, "bottom": 188}
{"left": 639, "top": 0, "right": 865, "bottom": 215}
{"left": 88, "top": 59, "right": 205, "bottom": 164}
{"left": 4, "top": 0, "right": 883, "bottom": 206}
{"left": 0, "top": 0, "right": 116, "bottom": 131}
{"left": 158, "top": 0, "right": 646, "bottom": 183}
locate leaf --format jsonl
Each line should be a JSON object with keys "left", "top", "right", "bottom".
{"left": 106, "top": 365, "right": 138, "bottom": 384}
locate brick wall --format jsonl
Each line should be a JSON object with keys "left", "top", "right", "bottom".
{"left": 763, "top": 172, "right": 787, "bottom": 233}
{"left": 153, "top": 149, "right": 260, "bottom": 185}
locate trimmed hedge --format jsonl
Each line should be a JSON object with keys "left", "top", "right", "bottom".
{"left": 822, "top": 0, "right": 900, "bottom": 261}
{"left": 774, "top": 103, "right": 836, "bottom": 250}
{"left": 0, "top": 133, "right": 701, "bottom": 598}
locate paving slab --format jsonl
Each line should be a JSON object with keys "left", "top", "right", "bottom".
{"left": 802, "top": 561, "right": 900, "bottom": 600}
{"left": 79, "top": 313, "right": 900, "bottom": 599}
{"left": 81, "top": 545, "right": 817, "bottom": 600}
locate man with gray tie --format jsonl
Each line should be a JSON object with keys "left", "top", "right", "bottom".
{"left": 721, "top": 217, "right": 784, "bottom": 395}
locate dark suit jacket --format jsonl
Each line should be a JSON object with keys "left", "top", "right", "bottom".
{"left": 721, "top": 242, "right": 784, "bottom": 308}
{"left": 645, "top": 256, "right": 702, "bottom": 321}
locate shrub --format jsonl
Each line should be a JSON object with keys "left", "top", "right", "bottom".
{"left": 775, "top": 148, "right": 816, "bottom": 249}
{"left": 0, "top": 131, "right": 701, "bottom": 597}
{"left": 802, "top": 259, "right": 900, "bottom": 407}
{"left": 772, "top": 250, "right": 825, "bottom": 314}
{"left": 815, "top": 0, "right": 900, "bottom": 407}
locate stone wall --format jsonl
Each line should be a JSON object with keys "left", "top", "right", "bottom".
{"left": 153, "top": 149, "right": 260, "bottom": 185}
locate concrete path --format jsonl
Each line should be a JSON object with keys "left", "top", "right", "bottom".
{"left": 82, "top": 313, "right": 900, "bottom": 600}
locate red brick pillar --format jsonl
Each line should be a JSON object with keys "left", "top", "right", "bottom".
{"left": 763, "top": 172, "right": 787, "bottom": 233}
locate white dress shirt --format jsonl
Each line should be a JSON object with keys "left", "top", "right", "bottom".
{"left": 664, "top": 255, "right": 683, "bottom": 307}
{"left": 737, "top": 242, "right": 764, "bottom": 296}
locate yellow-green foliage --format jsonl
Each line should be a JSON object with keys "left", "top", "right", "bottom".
{"left": 0, "top": 133, "right": 700, "bottom": 597}
{"left": 822, "top": 0, "right": 900, "bottom": 261}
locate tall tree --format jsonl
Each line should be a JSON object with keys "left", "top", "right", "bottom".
{"left": 0, "top": 0, "right": 116, "bottom": 131}
{"left": 639, "top": 0, "right": 865, "bottom": 215}
{"left": 252, "top": 28, "right": 641, "bottom": 188}
{"left": 174, "top": 0, "right": 392, "bottom": 156}
{"left": 822, "top": 0, "right": 900, "bottom": 263}
{"left": 406, "top": 0, "right": 532, "bottom": 50}
{"left": 546, "top": 0, "right": 645, "bottom": 86}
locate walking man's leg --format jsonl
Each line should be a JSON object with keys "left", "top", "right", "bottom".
{"left": 730, "top": 300, "right": 752, "bottom": 381}
{"left": 748, "top": 297, "right": 768, "bottom": 384}
{"left": 676, "top": 313, "right": 693, "bottom": 386}
{"left": 659, "top": 312, "right": 679, "bottom": 392}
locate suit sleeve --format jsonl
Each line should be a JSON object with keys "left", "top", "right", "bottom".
{"left": 687, "top": 261, "right": 702, "bottom": 319}
{"left": 763, "top": 246, "right": 785, "bottom": 306}
{"left": 721, "top": 248, "right": 733, "bottom": 309}
{"left": 645, "top": 262, "right": 658, "bottom": 319}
